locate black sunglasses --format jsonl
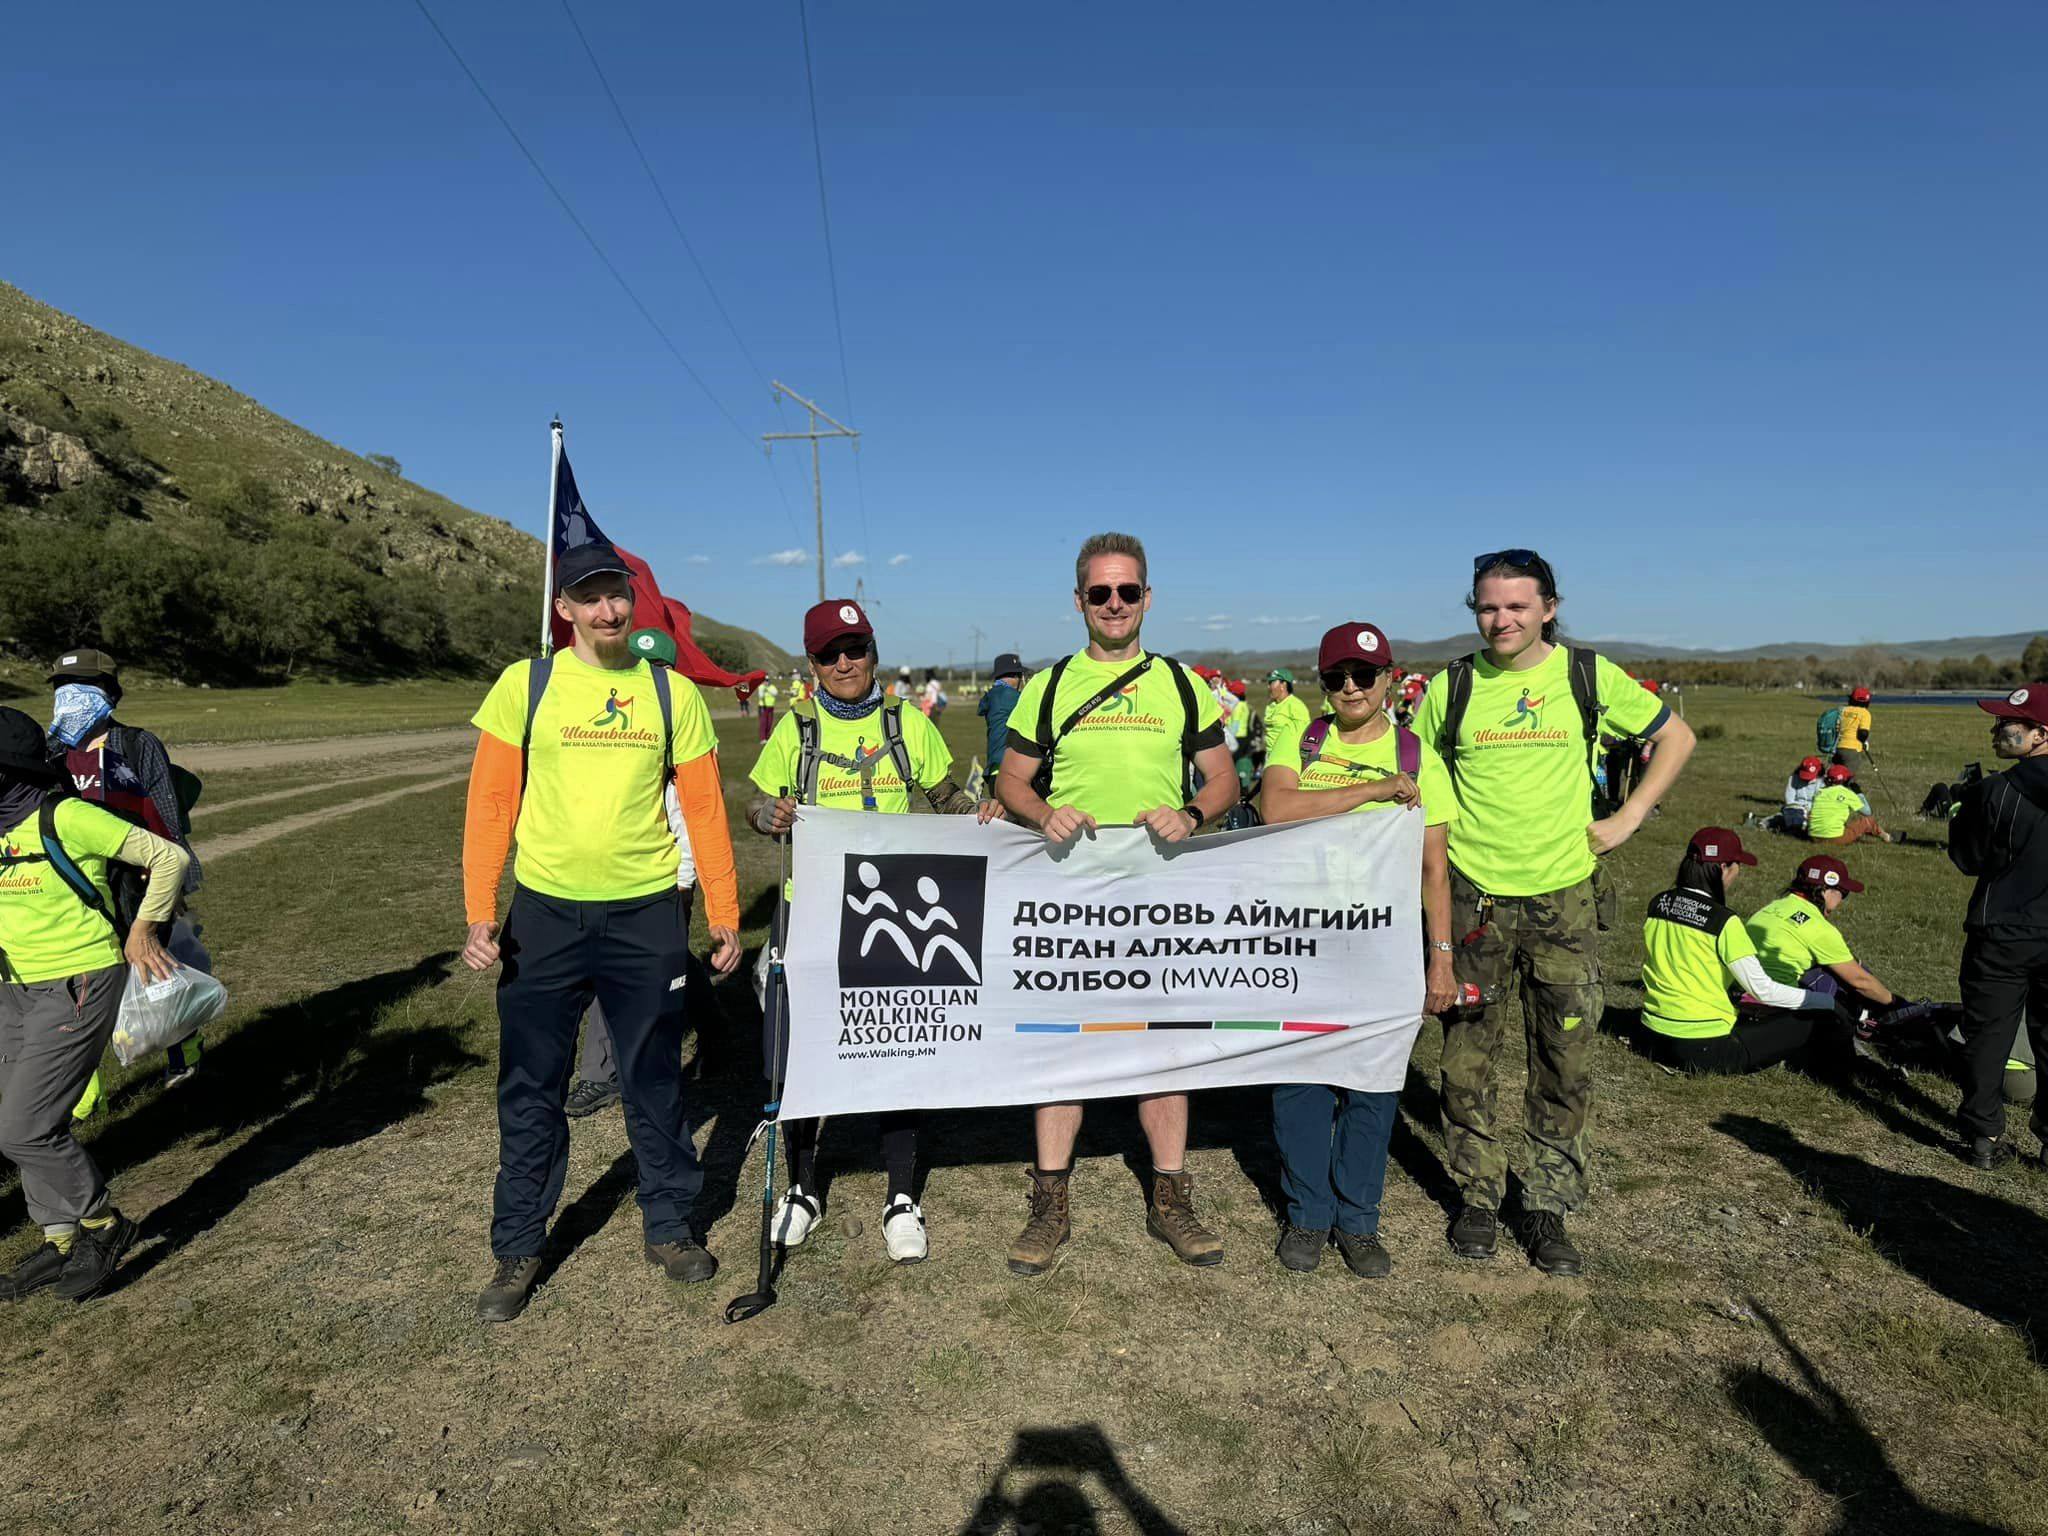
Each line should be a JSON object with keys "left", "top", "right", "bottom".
{"left": 1473, "top": 548, "right": 1550, "bottom": 575}
{"left": 1080, "top": 583, "right": 1145, "bottom": 607}
{"left": 1319, "top": 664, "right": 1386, "bottom": 693}
{"left": 812, "top": 638, "right": 873, "bottom": 665}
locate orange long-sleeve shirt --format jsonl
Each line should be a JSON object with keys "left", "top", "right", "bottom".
{"left": 462, "top": 733, "right": 739, "bottom": 931}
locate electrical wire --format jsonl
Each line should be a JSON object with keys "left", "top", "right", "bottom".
{"left": 410, "top": 0, "right": 760, "bottom": 455}
{"left": 794, "top": 0, "right": 872, "bottom": 572}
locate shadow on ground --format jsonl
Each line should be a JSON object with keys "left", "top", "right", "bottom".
{"left": 1717, "top": 1113, "right": 2048, "bottom": 1364}
{"left": 958, "top": 1425, "right": 1186, "bottom": 1535}
{"left": 1728, "top": 1302, "right": 2014, "bottom": 1535}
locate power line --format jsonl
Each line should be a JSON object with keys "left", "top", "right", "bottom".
{"left": 553, "top": 0, "right": 804, "bottom": 541}
{"left": 794, "top": 0, "right": 872, "bottom": 567}
{"left": 409, "top": 0, "right": 759, "bottom": 454}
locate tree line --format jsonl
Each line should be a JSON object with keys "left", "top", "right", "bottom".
{"left": 1634, "top": 640, "right": 2048, "bottom": 693}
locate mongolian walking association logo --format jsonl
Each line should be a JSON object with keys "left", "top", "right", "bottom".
{"left": 837, "top": 854, "right": 987, "bottom": 989}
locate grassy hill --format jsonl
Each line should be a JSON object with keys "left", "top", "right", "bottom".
{"left": 0, "top": 281, "right": 787, "bottom": 685}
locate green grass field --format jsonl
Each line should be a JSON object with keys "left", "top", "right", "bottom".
{"left": 2, "top": 682, "right": 2041, "bottom": 1535}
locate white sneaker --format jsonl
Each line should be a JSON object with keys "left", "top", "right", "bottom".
{"left": 883, "top": 1196, "right": 927, "bottom": 1263}
{"left": 772, "top": 1187, "right": 821, "bottom": 1247}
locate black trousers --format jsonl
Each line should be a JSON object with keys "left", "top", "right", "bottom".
{"left": 493, "top": 885, "right": 702, "bottom": 1256}
{"left": 1957, "top": 929, "right": 2048, "bottom": 1139}
{"left": 1649, "top": 1010, "right": 1843, "bottom": 1076}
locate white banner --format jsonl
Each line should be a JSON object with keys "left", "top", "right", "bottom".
{"left": 778, "top": 807, "right": 1425, "bottom": 1118}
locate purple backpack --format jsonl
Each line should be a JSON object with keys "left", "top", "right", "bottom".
{"left": 1298, "top": 716, "right": 1422, "bottom": 778}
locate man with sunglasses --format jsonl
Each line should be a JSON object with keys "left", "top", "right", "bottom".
{"left": 996, "top": 532, "right": 1239, "bottom": 1275}
{"left": 747, "top": 598, "right": 993, "bottom": 1261}
{"left": 1414, "top": 549, "right": 1694, "bottom": 1276}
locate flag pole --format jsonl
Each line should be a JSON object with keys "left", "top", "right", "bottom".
{"left": 541, "top": 419, "right": 563, "bottom": 656}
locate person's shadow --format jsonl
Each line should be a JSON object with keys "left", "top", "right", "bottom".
{"left": 1727, "top": 1303, "right": 2014, "bottom": 1535}
{"left": 0, "top": 953, "right": 468, "bottom": 1239}
{"left": 1716, "top": 1114, "right": 2048, "bottom": 1363}
{"left": 957, "top": 1425, "right": 1186, "bottom": 1535}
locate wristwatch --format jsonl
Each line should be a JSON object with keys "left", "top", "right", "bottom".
{"left": 1429, "top": 941, "right": 1454, "bottom": 953}
{"left": 1182, "top": 804, "right": 1206, "bottom": 831}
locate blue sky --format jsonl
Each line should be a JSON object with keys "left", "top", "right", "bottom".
{"left": 7, "top": 3, "right": 2043, "bottom": 665}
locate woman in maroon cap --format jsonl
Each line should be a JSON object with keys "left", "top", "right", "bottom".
{"left": 1638, "top": 827, "right": 1849, "bottom": 1075}
{"left": 1257, "top": 622, "right": 1460, "bottom": 1277}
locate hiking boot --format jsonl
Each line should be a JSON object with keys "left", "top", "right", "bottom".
{"left": 645, "top": 1237, "right": 717, "bottom": 1284}
{"left": 1448, "top": 1205, "right": 1497, "bottom": 1261}
{"left": 1966, "top": 1135, "right": 2012, "bottom": 1171}
{"left": 52, "top": 1213, "right": 139, "bottom": 1302}
{"left": 563, "top": 1079, "right": 620, "bottom": 1119}
{"left": 771, "top": 1187, "right": 822, "bottom": 1248}
{"left": 1, "top": 1243, "right": 69, "bottom": 1302}
{"left": 163, "top": 1037, "right": 202, "bottom": 1089}
{"left": 1521, "top": 1210, "right": 1583, "bottom": 1277}
{"left": 1007, "top": 1167, "right": 1071, "bottom": 1276}
{"left": 1275, "top": 1224, "right": 1327, "bottom": 1273}
{"left": 476, "top": 1255, "right": 543, "bottom": 1324}
{"left": 1333, "top": 1229, "right": 1392, "bottom": 1280}
{"left": 1146, "top": 1169, "right": 1223, "bottom": 1268}
{"left": 883, "top": 1195, "right": 928, "bottom": 1263}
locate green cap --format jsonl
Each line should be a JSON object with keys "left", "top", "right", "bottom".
{"left": 1265, "top": 667, "right": 1295, "bottom": 683}
{"left": 627, "top": 628, "right": 677, "bottom": 667}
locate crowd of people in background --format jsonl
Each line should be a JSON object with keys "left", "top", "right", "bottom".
{"left": 4, "top": 536, "right": 2042, "bottom": 1315}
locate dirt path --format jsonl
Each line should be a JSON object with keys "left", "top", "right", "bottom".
{"left": 194, "top": 771, "right": 468, "bottom": 861}
{"left": 199, "top": 763, "right": 465, "bottom": 819}
{"left": 178, "top": 726, "right": 474, "bottom": 774}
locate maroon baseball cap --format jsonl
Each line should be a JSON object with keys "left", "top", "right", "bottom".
{"left": 1317, "top": 622, "right": 1395, "bottom": 673}
{"left": 802, "top": 598, "right": 874, "bottom": 657}
{"left": 1688, "top": 826, "right": 1758, "bottom": 866}
{"left": 1794, "top": 854, "right": 1864, "bottom": 895}
{"left": 1978, "top": 684, "right": 2048, "bottom": 729}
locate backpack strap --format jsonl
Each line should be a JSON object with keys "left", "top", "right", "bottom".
{"left": 1566, "top": 645, "right": 1604, "bottom": 765}
{"left": 1437, "top": 658, "right": 1475, "bottom": 781}
{"left": 649, "top": 661, "right": 675, "bottom": 798}
{"left": 1032, "top": 655, "right": 1074, "bottom": 776}
{"left": 520, "top": 654, "right": 556, "bottom": 794}
{"left": 36, "top": 794, "right": 116, "bottom": 932}
{"left": 791, "top": 697, "right": 823, "bottom": 805}
{"left": 1158, "top": 655, "right": 1201, "bottom": 799}
{"left": 1297, "top": 716, "right": 1334, "bottom": 772}
{"left": 1396, "top": 725, "right": 1421, "bottom": 778}
{"left": 879, "top": 697, "right": 917, "bottom": 788}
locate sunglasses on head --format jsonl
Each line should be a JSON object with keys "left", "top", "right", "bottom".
{"left": 1319, "top": 664, "right": 1386, "bottom": 693}
{"left": 1473, "top": 548, "right": 1550, "bottom": 576}
{"left": 1080, "top": 583, "right": 1145, "bottom": 607}
{"left": 812, "top": 638, "right": 873, "bottom": 666}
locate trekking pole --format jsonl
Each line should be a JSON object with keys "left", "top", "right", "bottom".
{"left": 725, "top": 788, "right": 793, "bottom": 1325}
{"left": 1864, "top": 751, "right": 1906, "bottom": 821}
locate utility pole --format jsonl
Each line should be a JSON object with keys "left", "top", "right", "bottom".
{"left": 969, "top": 625, "right": 986, "bottom": 691}
{"left": 762, "top": 380, "right": 860, "bottom": 601}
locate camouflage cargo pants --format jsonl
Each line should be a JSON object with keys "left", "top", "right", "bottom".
{"left": 1440, "top": 866, "right": 1601, "bottom": 1216}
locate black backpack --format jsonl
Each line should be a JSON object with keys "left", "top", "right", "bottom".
{"left": 789, "top": 694, "right": 916, "bottom": 806}
{"left": 520, "top": 654, "right": 675, "bottom": 797}
{"left": 1029, "top": 653, "right": 1202, "bottom": 802}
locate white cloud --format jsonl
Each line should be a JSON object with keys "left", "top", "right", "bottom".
{"left": 888, "top": 552, "right": 912, "bottom": 567}
{"left": 685, "top": 554, "right": 712, "bottom": 564}
{"left": 832, "top": 550, "right": 867, "bottom": 568}
{"left": 1250, "top": 614, "right": 1320, "bottom": 626}
{"left": 752, "top": 548, "right": 810, "bottom": 567}
{"left": 1199, "top": 617, "right": 1231, "bottom": 632}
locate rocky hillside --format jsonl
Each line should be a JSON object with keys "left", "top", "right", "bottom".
{"left": 0, "top": 281, "right": 788, "bottom": 683}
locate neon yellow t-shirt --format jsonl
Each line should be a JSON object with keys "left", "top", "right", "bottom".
{"left": 1008, "top": 650, "right": 1222, "bottom": 824}
{"left": 1806, "top": 785, "right": 1866, "bottom": 841}
{"left": 1290, "top": 721, "right": 1461, "bottom": 829}
{"left": 0, "top": 797, "right": 130, "bottom": 983}
{"left": 758, "top": 683, "right": 780, "bottom": 711}
{"left": 1745, "top": 892, "right": 1853, "bottom": 990}
{"left": 1264, "top": 692, "right": 1312, "bottom": 768}
{"left": 473, "top": 653, "right": 717, "bottom": 903}
{"left": 1837, "top": 705, "right": 1872, "bottom": 752}
{"left": 1640, "top": 887, "right": 1752, "bottom": 1038}
{"left": 1413, "top": 646, "right": 1667, "bottom": 897}
{"left": 749, "top": 699, "right": 952, "bottom": 812}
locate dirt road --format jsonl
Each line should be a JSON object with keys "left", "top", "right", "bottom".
{"left": 177, "top": 726, "right": 474, "bottom": 775}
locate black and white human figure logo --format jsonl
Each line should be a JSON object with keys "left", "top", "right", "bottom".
{"left": 838, "top": 854, "right": 986, "bottom": 988}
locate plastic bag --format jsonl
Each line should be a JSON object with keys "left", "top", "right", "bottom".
{"left": 112, "top": 964, "right": 228, "bottom": 1067}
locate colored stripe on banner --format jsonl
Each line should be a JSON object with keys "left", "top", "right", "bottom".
{"left": 1015, "top": 1023, "right": 1080, "bottom": 1034}
{"left": 1011, "top": 1020, "right": 1356, "bottom": 1036}
{"left": 1214, "top": 1020, "right": 1281, "bottom": 1031}
{"left": 1281, "top": 1021, "right": 1348, "bottom": 1034}
{"left": 1081, "top": 1022, "right": 1147, "bottom": 1033}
